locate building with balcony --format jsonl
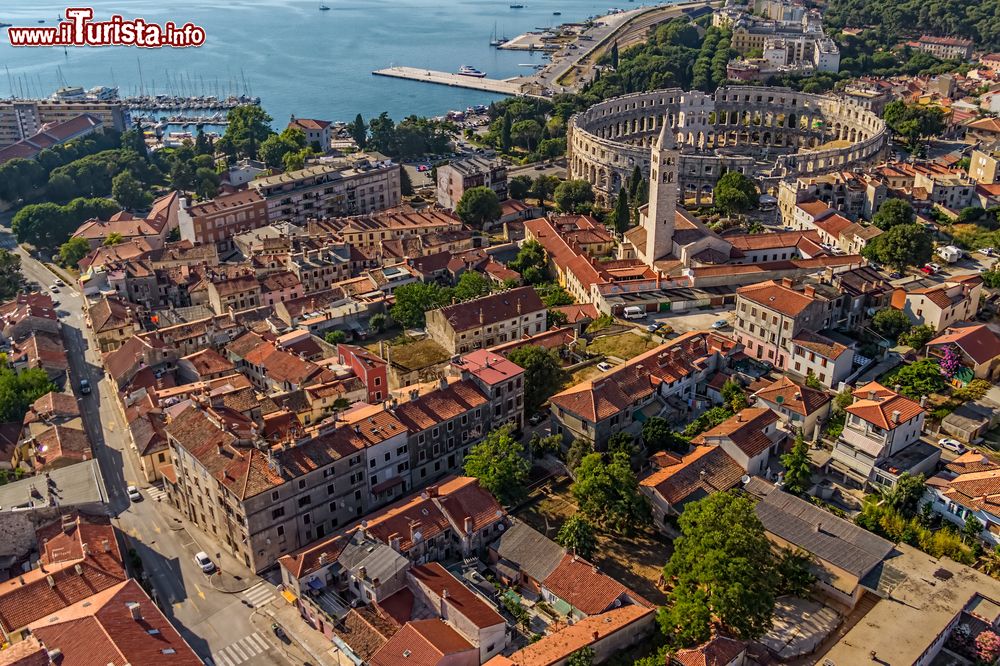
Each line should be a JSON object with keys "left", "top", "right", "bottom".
{"left": 828, "top": 382, "right": 936, "bottom": 490}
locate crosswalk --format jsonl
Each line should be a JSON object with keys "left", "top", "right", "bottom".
{"left": 207, "top": 632, "right": 271, "bottom": 666}
{"left": 145, "top": 484, "right": 169, "bottom": 502}
{"left": 242, "top": 582, "right": 276, "bottom": 608}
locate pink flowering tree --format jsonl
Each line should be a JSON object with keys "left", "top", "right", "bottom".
{"left": 939, "top": 344, "right": 962, "bottom": 380}
{"left": 976, "top": 629, "right": 1000, "bottom": 662}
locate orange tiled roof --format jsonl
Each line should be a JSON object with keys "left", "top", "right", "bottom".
{"left": 370, "top": 619, "right": 474, "bottom": 666}
{"left": 753, "top": 376, "right": 830, "bottom": 417}
{"left": 641, "top": 445, "right": 745, "bottom": 506}
{"left": 927, "top": 324, "right": 1000, "bottom": 365}
{"left": 736, "top": 280, "right": 816, "bottom": 317}
{"left": 846, "top": 382, "right": 924, "bottom": 430}
{"left": 541, "top": 554, "right": 629, "bottom": 615}
{"left": 692, "top": 407, "right": 778, "bottom": 458}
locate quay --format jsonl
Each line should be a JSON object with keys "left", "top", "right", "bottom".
{"left": 372, "top": 67, "right": 528, "bottom": 96}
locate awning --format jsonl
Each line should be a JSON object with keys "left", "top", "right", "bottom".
{"left": 307, "top": 578, "right": 324, "bottom": 590}
{"left": 281, "top": 589, "right": 297, "bottom": 604}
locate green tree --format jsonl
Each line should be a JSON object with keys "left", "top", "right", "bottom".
{"left": 566, "top": 437, "right": 593, "bottom": 471}
{"left": 455, "top": 186, "right": 502, "bottom": 229}
{"left": 399, "top": 166, "right": 413, "bottom": 196}
{"left": 882, "top": 472, "right": 927, "bottom": 519}
{"left": 572, "top": 451, "right": 648, "bottom": 534}
{"left": 222, "top": 105, "right": 274, "bottom": 159}
{"left": 368, "top": 313, "right": 387, "bottom": 333}
{"left": 659, "top": 491, "right": 778, "bottom": 647}
{"left": 454, "top": 271, "right": 492, "bottom": 302}
{"left": 509, "top": 175, "right": 532, "bottom": 200}
{"left": 642, "top": 416, "right": 688, "bottom": 453}
{"left": 58, "top": 236, "right": 91, "bottom": 269}
{"left": 0, "top": 367, "right": 56, "bottom": 422}
{"left": 872, "top": 309, "right": 912, "bottom": 341}
{"left": 507, "top": 345, "right": 566, "bottom": 416}
{"left": 102, "top": 232, "right": 124, "bottom": 247}
{"left": 683, "top": 406, "right": 732, "bottom": 438}
{"left": 776, "top": 549, "right": 815, "bottom": 597}
{"left": 111, "top": 171, "right": 149, "bottom": 211}
{"left": 553, "top": 180, "right": 595, "bottom": 213}
{"left": 862, "top": 223, "right": 933, "bottom": 271}
{"left": 891, "top": 358, "right": 945, "bottom": 399}
{"left": 500, "top": 112, "right": 513, "bottom": 152}
{"left": 713, "top": 171, "right": 758, "bottom": 215}
{"left": 872, "top": 198, "right": 915, "bottom": 230}
{"left": 611, "top": 186, "right": 630, "bottom": 233}
{"left": 511, "top": 119, "right": 543, "bottom": 151}
{"left": 463, "top": 424, "right": 531, "bottom": 505}
{"left": 721, "top": 379, "right": 748, "bottom": 412}
{"left": 567, "top": 646, "right": 595, "bottom": 666}
{"left": 349, "top": 113, "right": 367, "bottom": 149}
{"left": 530, "top": 174, "right": 559, "bottom": 206}
{"left": 324, "top": 330, "right": 346, "bottom": 344}
{"left": 883, "top": 101, "right": 946, "bottom": 146}
{"left": 963, "top": 513, "right": 984, "bottom": 544}
{"left": 804, "top": 370, "right": 823, "bottom": 391}
{"left": 0, "top": 251, "right": 22, "bottom": 301}
{"left": 389, "top": 282, "right": 451, "bottom": 329}
{"left": 509, "top": 240, "right": 549, "bottom": 284}
{"left": 781, "top": 431, "right": 813, "bottom": 495}
{"left": 556, "top": 514, "right": 598, "bottom": 559}
{"left": 897, "top": 324, "right": 935, "bottom": 349}
{"left": 528, "top": 431, "right": 562, "bottom": 458}
{"left": 610, "top": 40, "right": 620, "bottom": 68}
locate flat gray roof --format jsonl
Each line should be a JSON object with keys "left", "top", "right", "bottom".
{"left": 0, "top": 459, "right": 108, "bottom": 512}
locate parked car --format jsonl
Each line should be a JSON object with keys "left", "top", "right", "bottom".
{"left": 646, "top": 323, "right": 659, "bottom": 333}
{"left": 49, "top": 285, "right": 59, "bottom": 293}
{"left": 272, "top": 623, "right": 289, "bottom": 643}
{"left": 194, "top": 551, "right": 216, "bottom": 574}
{"left": 79, "top": 379, "right": 91, "bottom": 395}
{"left": 528, "top": 412, "right": 545, "bottom": 426}
{"left": 597, "top": 361, "right": 613, "bottom": 372}
{"left": 127, "top": 485, "right": 142, "bottom": 502}
{"left": 53, "top": 279, "right": 64, "bottom": 287}
{"left": 889, "top": 271, "right": 903, "bottom": 279}
{"left": 938, "top": 438, "right": 967, "bottom": 454}
{"left": 711, "top": 319, "right": 728, "bottom": 329}
{"left": 982, "top": 247, "right": 996, "bottom": 257}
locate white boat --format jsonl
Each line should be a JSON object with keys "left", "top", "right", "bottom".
{"left": 457, "top": 65, "right": 487, "bottom": 78}
{"left": 319, "top": 4, "right": 331, "bottom": 10}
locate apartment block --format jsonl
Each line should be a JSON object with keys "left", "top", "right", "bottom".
{"left": 251, "top": 158, "right": 401, "bottom": 225}
{"left": 425, "top": 287, "right": 547, "bottom": 355}
{"left": 436, "top": 157, "right": 508, "bottom": 211}
{"left": 0, "top": 99, "right": 128, "bottom": 148}
{"left": 177, "top": 190, "right": 269, "bottom": 253}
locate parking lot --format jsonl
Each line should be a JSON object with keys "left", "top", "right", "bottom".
{"left": 641, "top": 307, "right": 735, "bottom": 335}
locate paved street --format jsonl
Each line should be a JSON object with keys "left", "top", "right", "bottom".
{"left": 0, "top": 216, "right": 294, "bottom": 666}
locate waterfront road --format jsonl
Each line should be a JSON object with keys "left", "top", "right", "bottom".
{"left": 0, "top": 216, "right": 292, "bottom": 666}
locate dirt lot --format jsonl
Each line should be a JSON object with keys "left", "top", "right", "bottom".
{"left": 516, "top": 478, "right": 671, "bottom": 604}
{"left": 587, "top": 332, "right": 659, "bottom": 361}
{"left": 367, "top": 337, "right": 449, "bottom": 371}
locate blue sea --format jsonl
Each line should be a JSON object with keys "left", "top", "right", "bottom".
{"left": 0, "top": 0, "right": 650, "bottom": 127}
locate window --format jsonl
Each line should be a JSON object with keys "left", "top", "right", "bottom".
{"left": 298, "top": 495, "right": 312, "bottom": 507}
{"left": 370, "top": 459, "right": 376, "bottom": 468}
{"left": 327, "top": 483, "right": 335, "bottom": 495}
{"left": 271, "top": 491, "right": 279, "bottom": 501}
{"left": 277, "top": 525, "right": 285, "bottom": 537}
{"left": 271, "top": 507, "right": 285, "bottom": 520}
{"left": 298, "top": 479, "right": 306, "bottom": 490}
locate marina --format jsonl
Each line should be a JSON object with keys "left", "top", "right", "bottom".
{"left": 372, "top": 67, "right": 529, "bottom": 96}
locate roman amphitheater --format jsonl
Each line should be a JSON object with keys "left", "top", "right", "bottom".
{"left": 567, "top": 85, "right": 888, "bottom": 204}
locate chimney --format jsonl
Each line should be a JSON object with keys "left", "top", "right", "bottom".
{"left": 793, "top": 392, "right": 801, "bottom": 400}
{"left": 425, "top": 485, "right": 438, "bottom": 498}
{"left": 867, "top": 390, "right": 877, "bottom": 400}
{"left": 359, "top": 566, "right": 367, "bottom": 580}
{"left": 127, "top": 601, "right": 142, "bottom": 621}
{"left": 389, "top": 534, "right": 402, "bottom": 552}
{"left": 736, "top": 412, "right": 743, "bottom": 422}
{"left": 803, "top": 284, "right": 816, "bottom": 298}
{"left": 46, "top": 575, "right": 55, "bottom": 588}
{"left": 464, "top": 516, "right": 473, "bottom": 534}
{"left": 892, "top": 410, "right": 901, "bottom": 424}
{"left": 410, "top": 520, "right": 422, "bottom": 543}
{"left": 894, "top": 384, "right": 902, "bottom": 394}
{"left": 920, "top": 395, "right": 928, "bottom": 408}
{"left": 781, "top": 277, "right": 794, "bottom": 288}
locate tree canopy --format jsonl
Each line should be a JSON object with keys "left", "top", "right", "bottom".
{"left": 780, "top": 431, "right": 812, "bottom": 495}
{"left": 872, "top": 198, "right": 915, "bottom": 230}
{"left": 861, "top": 223, "right": 933, "bottom": 271}
{"left": 506, "top": 345, "right": 566, "bottom": 416}
{"left": 890, "top": 358, "right": 945, "bottom": 399}
{"left": 0, "top": 251, "right": 23, "bottom": 301}
{"left": 872, "top": 308, "right": 914, "bottom": 341}
{"left": 463, "top": 424, "right": 531, "bottom": 505}
{"left": 389, "top": 282, "right": 452, "bottom": 329}
{"left": 553, "top": 180, "right": 595, "bottom": 213}
{"left": 219, "top": 105, "right": 274, "bottom": 160}
{"left": 0, "top": 368, "right": 56, "bottom": 423}
{"left": 713, "top": 171, "right": 759, "bottom": 215}
{"left": 556, "top": 514, "right": 598, "bottom": 559}
{"left": 659, "top": 491, "right": 778, "bottom": 647}
{"left": 455, "top": 186, "right": 502, "bottom": 229}
{"left": 883, "top": 101, "right": 947, "bottom": 147}
{"left": 571, "top": 451, "right": 649, "bottom": 535}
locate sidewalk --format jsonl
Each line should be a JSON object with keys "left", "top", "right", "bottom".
{"left": 250, "top": 595, "right": 350, "bottom": 666}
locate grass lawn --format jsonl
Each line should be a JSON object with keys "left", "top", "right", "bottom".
{"left": 560, "top": 364, "right": 603, "bottom": 391}
{"left": 587, "top": 332, "right": 658, "bottom": 361}
{"left": 370, "top": 337, "right": 450, "bottom": 371}
{"left": 516, "top": 479, "right": 671, "bottom": 604}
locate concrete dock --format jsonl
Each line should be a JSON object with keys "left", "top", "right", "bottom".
{"left": 372, "top": 67, "right": 526, "bottom": 96}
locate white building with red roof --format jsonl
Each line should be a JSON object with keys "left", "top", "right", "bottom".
{"left": 925, "top": 323, "right": 1000, "bottom": 381}
{"left": 752, "top": 375, "right": 831, "bottom": 436}
{"left": 829, "top": 382, "right": 937, "bottom": 490}
{"left": 287, "top": 116, "right": 333, "bottom": 151}
{"left": 691, "top": 407, "right": 785, "bottom": 476}
{"left": 927, "top": 451, "right": 1000, "bottom": 545}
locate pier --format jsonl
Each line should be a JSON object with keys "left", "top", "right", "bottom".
{"left": 372, "top": 67, "right": 527, "bottom": 96}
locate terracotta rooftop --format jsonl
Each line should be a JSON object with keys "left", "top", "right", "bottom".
{"left": 393, "top": 380, "right": 490, "bottom": 433}
{"left": 792, "top": 329, "right": 849, "bottom": 360}
{"left": 736, "top": 280, "right": 817, "bottom": 317}
{"left": 452, "top": 350, "right": 524, "bottom": 387}
{"left": 409, "top": 563, "right": 505, "bottom": 628}
{"left": 672, "top": 636, "right": 747, "bottom": 666}
{"left": 692, "top": 407, "right": 779, "bottom": 458}
{"left": 541, "top": 554, "right": 629, "bottom": 615}
{"left": 435, "top": 286, "right": 545, "bottom": 332}
{"left": 846, "top": 381, "right": 924, "bottom": 430}
{"left": 641, "top": 445, "right": 745, "bottom": 506}
{"left": 753, "top": 376, "right": 830, "bottom": 417}
{"left": 927, "top": 324, "right": 1000, "bottom": 365}
{"left": 370, "top": 619, "right": 474, "bottom": 666}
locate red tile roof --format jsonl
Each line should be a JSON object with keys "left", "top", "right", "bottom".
{"left": 541, "top": 554, "right": 628, "bottom": 615}
{"left": 435, "top": 287, "right": 545, "bottom": 332}
{"left": 753, "top": 376, "right": 830, "bottom": 417}
{"left": 736, "top": 280, "right": 816, "bottom": 317}
{"left": 846, "top": 382, "right": 924, "bottom": 430}
{"left": 641, "top": 446, "right": 745, "bottom": 506}
{"left": 393, "top": 380, "right": 489, "bottom": 432}
{"left": 672, "top": 636, "right": 747, "bottom": 666}
{"left": 27, "top": 579, "right": 201, "bottom": 665}
{"left": 408, "top": 563, "right": 505, "bottom": 629}
{"left": 792, "top": 329, "right": 849, "bottom": 360}
{"left": 692, "top": 407, "right": 779, "bottom": 458}
{"left": 927, "top": 324, "right": 1000, "bottom": 365}
{"left": 452, "top": 350, "right": 524, "bottom": 387}
{"left": 370, "top": 619, "right": 474, "bottom": 666}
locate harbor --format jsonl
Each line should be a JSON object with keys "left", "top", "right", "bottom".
{"left": 372, "top": 67, "right": 530, "bottom": 97}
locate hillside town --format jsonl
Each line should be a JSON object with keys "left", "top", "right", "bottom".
{"left": 1, "top": 0, "right": 1000, "bottom": 665}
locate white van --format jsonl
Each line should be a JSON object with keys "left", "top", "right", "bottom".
{"left": 623, "top": 306, "right": 645, "bottom": 320}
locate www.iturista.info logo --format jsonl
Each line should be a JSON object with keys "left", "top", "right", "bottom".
{"left": 6, "top": 7, "right": 206, "bottom": 47}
